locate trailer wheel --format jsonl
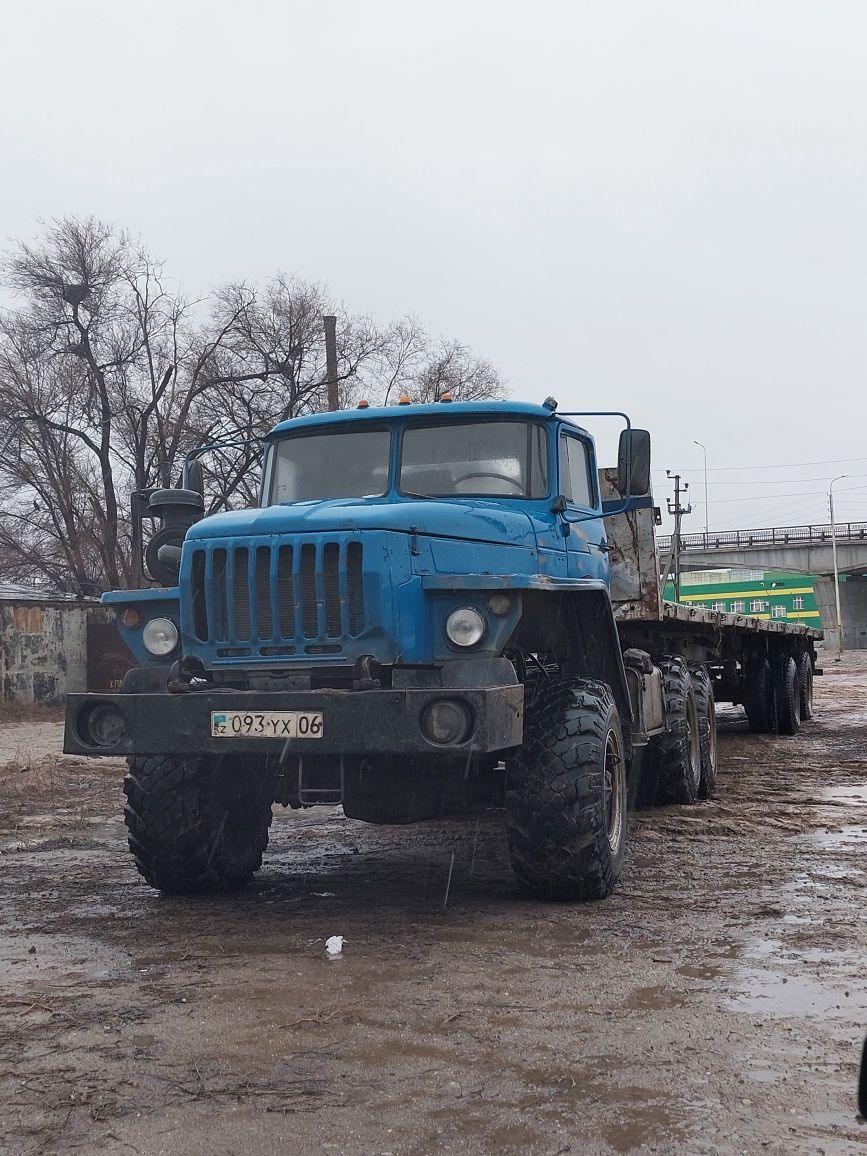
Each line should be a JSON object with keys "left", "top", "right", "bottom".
{"left": 796, "top": 653, "right": 814, "bottom": 721}
{"left": 691, "top": 666, "right": 718, "bottom": 799}
{"left": 772, "top": 656, "right": 800, "bottom": 736}
{"left": 744, "top": 658, "right": 774, "bottom": 734}
{"left": 643, "top": 656, "right": 702, "bottom": 805}
{"left": 123, "top": 755, "right": 273, "bottom": 893}
{"left": 505, "top": 677, "right": 626, "bottom": 901}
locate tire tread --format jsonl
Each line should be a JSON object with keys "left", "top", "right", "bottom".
{"left": 505, "top": 677, "right": 625, "bottom": 902}
{"left": 122, "top": 754, "right": 272, "bottom": 894}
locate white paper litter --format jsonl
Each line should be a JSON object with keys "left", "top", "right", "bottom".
{"left": 325, "top": 935, "right": 344, "bottom": 957}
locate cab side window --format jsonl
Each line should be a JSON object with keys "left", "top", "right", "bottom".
{"left": 559, "top": 435, "right": 594, "bottom": 508}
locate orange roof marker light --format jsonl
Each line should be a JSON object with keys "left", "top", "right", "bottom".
{"left": 439, "top": 392, "right": 453, "bottom": 403}
{"left": 357, "top": 399, "right": 370, "bottom": 409}
{"left": 397, "top": 395, "right": 412, "bottom": 406}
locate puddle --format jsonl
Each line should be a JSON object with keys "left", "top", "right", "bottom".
{"left": 600, "top": 1096, "right": 690, "bottom": 1153}
{"left": 744, "top": 1067, "right": 785, "bottom": 1084}
{"left": 801, "top": 827, "right": 867, "bottom": 851}
{"left": 723, "top": 939, "right": 867, "bottom": 1019}
{"left": 723, "top": 969, "right": 867, "bottom": 1018}
{"left": 820, "top": 784, "right": 867, "bottom": 806}
{"left": 778, "top": 874, "right": 835, "bottom": 902}
{"left": 676, "top": 963, "right": 724, "bottom": 981}
{"left": 0, "top": 931, "right": 130, "bottom": 986}
{"left": 622, "top": 985, "right": 686, "bottom": 1011}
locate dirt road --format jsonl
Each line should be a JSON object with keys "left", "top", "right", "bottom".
{"left": 1, "top": 661, "right": 866, "bottom": 1155}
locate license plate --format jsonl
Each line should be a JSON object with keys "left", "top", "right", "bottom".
{"left": 210, "top": 711, "right": 324, "bottom": 739}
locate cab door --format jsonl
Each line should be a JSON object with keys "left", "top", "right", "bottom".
{"left": 558, "top": 432, "right": 607, "bottom": 580}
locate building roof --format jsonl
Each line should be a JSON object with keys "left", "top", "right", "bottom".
{"left": 0, "top": 581, "right": 88, "bottom": 602}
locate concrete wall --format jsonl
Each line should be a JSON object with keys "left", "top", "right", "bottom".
{"left": 0, "top": 601, "right": 114, "bottom": 704}
{"left": 677, "top": 540, "right": 867, "bottom": 578}
{"left": 816, "top": 575, "right": 867, "bottom": 651}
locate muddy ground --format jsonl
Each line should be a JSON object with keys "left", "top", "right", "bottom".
{"left": 1, "top": 661, "right": 866, "bottom": 1156}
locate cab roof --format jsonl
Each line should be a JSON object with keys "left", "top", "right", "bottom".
{"left": 268, "top": 399, "right": 589, "bottom": 438}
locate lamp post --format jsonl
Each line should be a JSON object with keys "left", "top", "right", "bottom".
{"left": 829, "top": 474, "right": 847, "bottom": 660}
{"left": 693, "top": 440, "right": 709, "bottom": 546}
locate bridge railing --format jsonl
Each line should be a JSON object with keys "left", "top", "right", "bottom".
{"left": 656, "top": 522, "right": 867, "bottom": 553}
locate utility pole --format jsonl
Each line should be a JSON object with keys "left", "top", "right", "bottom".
{"left": 829, "top": 474, "right": 847, "bottom": 660}
{"left": 323, "top": 315, "right": 339, "bottom": 411}
{"left": 693, "top": 439, "right": 709, "bottom": 545}
{"left": 666, "top": 470, "right": 692, "bottom": 603}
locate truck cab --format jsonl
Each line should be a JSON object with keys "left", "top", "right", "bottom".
{"left": 179, "top": 400, "right": 609, "bottom": 680}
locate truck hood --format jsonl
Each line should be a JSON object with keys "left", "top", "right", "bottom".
{"left": 186, "top": 498, "right": 539, "bottom": 548}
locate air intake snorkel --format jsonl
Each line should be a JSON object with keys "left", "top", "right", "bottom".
{"left": 144, "top": 460, "right": 206, "bottom": 586}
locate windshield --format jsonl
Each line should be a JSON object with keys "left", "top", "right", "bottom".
{"left": 268, "top": 428, "right": 391, "bottom": 503}
{"left": 400, "top": 420, "right": 549, "bottom": 498}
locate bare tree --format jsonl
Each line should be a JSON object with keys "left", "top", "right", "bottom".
{"left": 412, "top": 336, "right": 502, "bottom": 403}
{"left": 0, "top": 217, "right": 507, "bottom": 594}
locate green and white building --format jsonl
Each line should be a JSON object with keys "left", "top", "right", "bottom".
{"left": 663, "top": 569, "right": 822, "bottom": 625}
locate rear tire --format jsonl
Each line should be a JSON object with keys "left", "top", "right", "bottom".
{"left": 796, "top": 653, "right": 814, "bottom": 721}
{"left": 745, "top": 658, "right": 773, "bottom": 734}
{"left": 643, "top": 656, "right": 702, "bottom": 805}
{"left": 691, "top": 666, "right": 718, "bottom": 799}
{"left": 123, "top": 755, "right": 273, "bottom": 893}
{"left": 505, "top": 677, "right": 627, "bottom": 901}
{"left": 772, "top": 656, "right": 800, "bottom": 736}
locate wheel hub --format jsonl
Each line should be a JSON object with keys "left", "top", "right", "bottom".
{"left": 603, "top": 729, "right": 625, "bottom": 855}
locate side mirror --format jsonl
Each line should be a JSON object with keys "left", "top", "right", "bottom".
{"left": 617, "top": 428, "right": 652, "bottom": 496}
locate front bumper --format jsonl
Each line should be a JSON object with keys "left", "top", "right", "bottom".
{"left": 63, "top": 685, "right": 524, "bottom": 758}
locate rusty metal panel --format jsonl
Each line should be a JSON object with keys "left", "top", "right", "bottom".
{"left": 598, "top": 468, "right": 663, "bottom": 621}
{"left": 659, "top": 599, "right": 822, "bottom": 639}
{"left": 13, "top": 606, "right": 43, "bottom": 634}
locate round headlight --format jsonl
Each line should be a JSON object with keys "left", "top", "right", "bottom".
{"left": 420, "top": 699, "right": 473, "bottom": 745}
{"left": 79, "top": 702, "right": 127, "bottom": 749}
{"left": 142, "top": 617, "right": 179, "bottom": 657}
{"left": 445, "top": 607, "right": 486, "bottom": 648}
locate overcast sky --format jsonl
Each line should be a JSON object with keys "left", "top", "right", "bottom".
{"left": 2, "top": 0, "right": 865, "bottom": 532}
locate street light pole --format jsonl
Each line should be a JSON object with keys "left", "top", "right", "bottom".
{"left": 694, "top": 439, "right": 709, "bottom": 546}
{"left": 829, "top": 474, "right": 847, "bottom": 660}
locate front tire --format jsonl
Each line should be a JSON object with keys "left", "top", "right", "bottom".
{"left": 123, "top": 755, "right": 273, "bottom": 893}
{"left": 505, "top": 677, "right": 627, "bottom": 901}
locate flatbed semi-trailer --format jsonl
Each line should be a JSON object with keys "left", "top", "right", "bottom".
{"left": 64, "top": 398, "right": 822, "bottom": 900}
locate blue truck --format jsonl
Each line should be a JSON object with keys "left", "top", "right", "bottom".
{"left": 64, "top": 398, "right": 821, "bottom": 900}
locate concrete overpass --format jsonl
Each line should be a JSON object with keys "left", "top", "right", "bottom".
{"left": 656, "top": 521, "right": 867, "bottom": 650}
